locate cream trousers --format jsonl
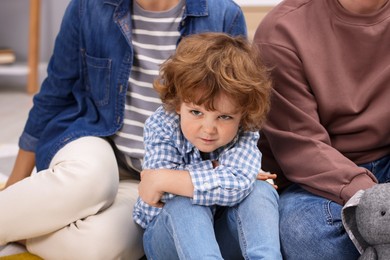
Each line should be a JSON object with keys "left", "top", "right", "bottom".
{"left": 0, "top": 137, "right": 144, "bottom": 260}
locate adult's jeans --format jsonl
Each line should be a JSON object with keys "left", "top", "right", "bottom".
{"left": 143, "top": 180, "right": 282, "bottom": 260}
{"left": 279, "top": 154, "right": 390, "bottom": 260}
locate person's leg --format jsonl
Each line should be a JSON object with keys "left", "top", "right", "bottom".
{"left": 215, "top": 180, "right": 282, "bottom": 260}
{"left": 280, "top": 154, "right": 390, "bottom": 260}
{"left": 27, "top": 179, "right": 144, "bottom": 260}
{"left": 0, "top": 137, "right": 118, "bottom": 245}
{"left": 143, "top": 196, "right": 223, "bottom": 260}
{"left": 279, "top": 184, "right": 359, "bottom": 260}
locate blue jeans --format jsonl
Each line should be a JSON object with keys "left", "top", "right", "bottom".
{"left": 143, "top": 180, "right": 282, "bottom": 260}
{"left": 279, "top": 154, "right": 390, "bottom": 260}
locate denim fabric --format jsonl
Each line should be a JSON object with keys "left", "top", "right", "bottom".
{"left": 19, "top": 0, "right": 247, "bottom": 171}
{"left": 358, "top": 154, "right": 390, "bottom": 184}
{"left": 279, "top": 154, "right": 390, "bottom": 259}
{"left": 143, "top": 181, "right": 282, "bottom": 259}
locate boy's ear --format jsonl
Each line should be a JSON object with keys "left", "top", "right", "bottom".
{"left": 175, "top": 104, "right": 181, "bottom": 114}
{"left": 341, "top": 190, "right": 370, "bottom": 254}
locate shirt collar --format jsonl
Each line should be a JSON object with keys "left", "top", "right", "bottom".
{"left": 184, "top": 0, "right": 208, "bottom": 16}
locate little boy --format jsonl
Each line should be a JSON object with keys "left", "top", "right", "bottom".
{"left": 133, "top": 32, "right": 282, "bottom": 259}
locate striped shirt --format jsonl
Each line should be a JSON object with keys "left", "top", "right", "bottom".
{"left": 133, "top": 106, "right": 262, "bottom": 228}
{"left": 110, "top": 0, "right": 185, "bottom": 173}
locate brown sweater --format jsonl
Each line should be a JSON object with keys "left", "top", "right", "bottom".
{"left": 255, "top": 0, "right": 390, "bottom": 205}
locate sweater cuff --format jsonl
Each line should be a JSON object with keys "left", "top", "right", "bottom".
{"left": 340, "top": 170, "right": 377, "bottom": 204}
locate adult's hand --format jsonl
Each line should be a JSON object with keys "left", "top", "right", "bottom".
{"left": 4, "top": 149, "right": 35, "bottom": 189}
{"left": 257, "top": 171, "right": 278, "bottom": 189}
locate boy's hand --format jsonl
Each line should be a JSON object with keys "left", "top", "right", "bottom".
{"left": 138, "top": 169, "right": 164, "bottom": 208}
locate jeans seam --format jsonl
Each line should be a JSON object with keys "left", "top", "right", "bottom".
{"left": 163, "top": 210, "right": 187, "bottom": 259}
{"left": 372, "top": 160, "right": 378, "bottom": 173}
{"left": 234, "top": 208, "right": 249, "bottom": 260}
{"left": 324, "top": 200, "right": 334, "bottom": 225}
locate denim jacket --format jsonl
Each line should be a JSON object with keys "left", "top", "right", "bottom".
{"left": 19, "top": 0, "right": 247, "bottom": 171}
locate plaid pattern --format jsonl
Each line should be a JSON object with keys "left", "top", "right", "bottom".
{"left": 133, "top": 106, "right": 261, "bottom": 228}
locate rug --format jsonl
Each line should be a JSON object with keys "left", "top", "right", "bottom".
{"left": 0, "top": 253, "right": 42, "bottom": 260}
{"left": 0, "top": 243, "right": 42, "bottom": 260}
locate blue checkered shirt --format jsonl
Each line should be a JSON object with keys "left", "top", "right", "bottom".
{"left": 133, "top": 106, "right": 262, "bottom": 228}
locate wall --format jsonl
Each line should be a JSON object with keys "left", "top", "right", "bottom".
{"left": 0, "top": 0, "right": 70, "bottom": 61}
{"left": 0, "top": 0, "right": 71, "bottom": 88}
{"left": 235, "top": 0, "right": 281, "bottom": 5}
{"left": 237, "top": 0, "right": 280, "bottom": 40}
{"left": 242, "top": 6, "right": 273, "bottom": 40}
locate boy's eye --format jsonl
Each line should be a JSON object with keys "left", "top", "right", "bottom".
{"left": 219, "top": 115, "right": 233, "bottom": 120}
{"left": 190, "top": 110, "right": 202, "bottom": 116}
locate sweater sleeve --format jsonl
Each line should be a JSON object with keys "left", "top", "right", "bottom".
{"left": 254, "top": 40, "right": 377, "bottom": 205}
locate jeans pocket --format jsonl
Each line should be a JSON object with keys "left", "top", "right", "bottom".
{"left": 323, "top": 200, "right": 344, "bottom": 230}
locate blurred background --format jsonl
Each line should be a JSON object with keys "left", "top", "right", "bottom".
{"left": 0, "top": 0, "right": 70, "bottom": 90}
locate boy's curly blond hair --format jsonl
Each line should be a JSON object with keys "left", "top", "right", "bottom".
{"left": 154, "top": 32, "right": 272, "bottom": 131}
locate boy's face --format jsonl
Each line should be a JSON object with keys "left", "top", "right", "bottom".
{"left": 177, "top": 94, "right": 242, "bottom": 153}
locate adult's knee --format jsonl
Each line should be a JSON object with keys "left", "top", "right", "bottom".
{"left": 50, "top": 137, "right": 119, "bottom": 206}
{"left": 52, "top": 158, "right": 119, "bottom": 208}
